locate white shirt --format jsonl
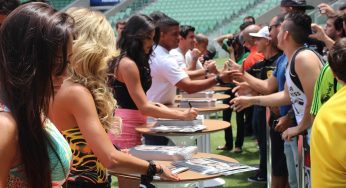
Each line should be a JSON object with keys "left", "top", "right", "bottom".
{"left": 147, "top": 45, "right": 188, "bottom": 104}
{"left": 169, "top": 48, "right": 187, "bottom": 70}
{"left": 185, "top": 50, "right": 204, "bottom": 70}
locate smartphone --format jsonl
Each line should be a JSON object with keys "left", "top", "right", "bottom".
{"left": 319, "top": 8, "right": 326, "bottom": 14}
{"left": 272, "top": 119, "right": 279, "bottom": 128}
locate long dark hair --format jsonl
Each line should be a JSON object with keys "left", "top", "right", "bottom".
{"left": 0, "top": 2, "right": 73, "bottom": 188}
{"left": 111, "top": 14, "right": 159, "bottom": 76}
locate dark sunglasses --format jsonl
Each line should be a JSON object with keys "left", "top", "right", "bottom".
{"left": 268, "top": 24, "right": 280, "bottom": 32}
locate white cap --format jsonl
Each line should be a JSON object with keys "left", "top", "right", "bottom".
{"left": 249, "top": 26, "right": 271, "bottom": 40}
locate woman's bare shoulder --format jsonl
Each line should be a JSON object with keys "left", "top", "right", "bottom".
{"left": 0, "top": 111, "right": 18, "bottom": 153}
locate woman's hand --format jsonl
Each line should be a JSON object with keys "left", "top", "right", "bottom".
{"left": 181, "top": 108, "right": 198, "bottom": 120}
{"left": 157, "top": 164, "right": 180, "bottom": 181}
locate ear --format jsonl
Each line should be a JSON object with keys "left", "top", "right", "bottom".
{"left": 283, "top": 30, "right": 289, "bottom": 41}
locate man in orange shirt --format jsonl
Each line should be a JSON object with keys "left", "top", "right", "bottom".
{"left": 242, "top": 24, "right": 265, "bottom": 71}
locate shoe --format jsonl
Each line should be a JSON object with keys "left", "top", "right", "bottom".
{"left": 216, "top": 145, "right": 232, "bottom": 151}
{"left": 233, "top": 147, "right": 242, "bottom": 153}
{"left": 247, "top": 171, "right": 267, "bottom": 183}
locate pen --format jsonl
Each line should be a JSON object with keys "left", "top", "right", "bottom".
{"left": 188, "top": 101, "right": 192, "bottom": 109}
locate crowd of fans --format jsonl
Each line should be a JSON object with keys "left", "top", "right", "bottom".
{"left": 1, "top": 0, "right": 346, "bottom": 188}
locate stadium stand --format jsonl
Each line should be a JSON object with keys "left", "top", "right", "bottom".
{"left": 107, "top": 0, "right": 281, "bottom": 34}
{"left": 107, "top": 0, "right": 154, "bottom": 28}
{"left": 221, "top": 0, "right": 280, "bottom": 34}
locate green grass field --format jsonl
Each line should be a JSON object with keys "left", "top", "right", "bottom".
{"left": 208, "top": 112, "right": 265, "bottom": 188}
{"left": 111, "top": 58, "right": 267, "bottom": 187}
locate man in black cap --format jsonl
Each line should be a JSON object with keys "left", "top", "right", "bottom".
{"left": 280, "top": 0, "right": 314, "bottom": 14}
{"left": 280, "top": 0, "right": 326, "bottom": 56}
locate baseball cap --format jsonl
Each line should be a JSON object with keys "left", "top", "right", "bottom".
{"left": 249, "top": 26, "right": 271, "bottom": 40}
{"left": 280, "top": 0, "right": 314, "bottom": 10}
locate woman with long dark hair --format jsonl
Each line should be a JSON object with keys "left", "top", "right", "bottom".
{"left": 49, "top": 8, "right": 179, "bottom": 188}
{"left": 108, "top": 14, "right": 198, "bottom": 149}
{"left": 0, "top": 2, "right": 73, "bottom": 188}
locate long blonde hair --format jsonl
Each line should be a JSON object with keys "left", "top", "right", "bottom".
{"left": 66, "top": 7, "right": 121, "bottom": 134}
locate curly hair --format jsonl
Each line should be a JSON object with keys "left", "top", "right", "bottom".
{"left": 66, "top": 7, "right": 121, "bottom": 134}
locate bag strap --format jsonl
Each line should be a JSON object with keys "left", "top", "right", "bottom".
{"left": 289, "top": 47, "right": 306, "bottom": 92}
{"left": 334, "top": 78, "right": 338, "bottom": 93}
{"left": 289, "top": 47, "right": 325, "bottom": 93}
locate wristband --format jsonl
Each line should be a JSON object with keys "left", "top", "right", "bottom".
{"left": 141, "top": 160, "right": 156, "bottom": 184}
{"left": 214, "top": 74, "right": 225, "bottom": 85}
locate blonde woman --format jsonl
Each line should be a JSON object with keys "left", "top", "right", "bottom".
{"left": 49, "top": 8, "right": 179, "bottom": 187}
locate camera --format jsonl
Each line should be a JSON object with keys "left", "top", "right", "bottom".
{"left": 226, "top": 38, "right": 234, "bottom": 46}
{"left": 201, "top": 47, "right": 216, "bottom": 64}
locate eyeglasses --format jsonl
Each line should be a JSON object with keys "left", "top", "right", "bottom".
{"left": 268, "top": 24, "right": 280, "bottom": 32}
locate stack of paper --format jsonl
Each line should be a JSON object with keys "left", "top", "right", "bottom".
{"left": 179, "top": 99, "right": 216, "bottom": 108}
{"left": 129, "top": 145, "right": 198, "bottom": 161}
{"left": 155, "top": 115, "right": 204, "bottom": 126}
{"left": 151, "top": 115, "right": 206, "bottom": 133}
{"left": 181, "top": 90, "right": 214, "bottom": 98}
{"left": 172, "top": 157, "right": 258, "bottom": 175}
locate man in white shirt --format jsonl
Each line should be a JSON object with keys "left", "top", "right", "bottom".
{"left": 147, "top": 16, "right": 233, "bottom": 105}
{"left": 185, "top": 33, "right": 209, "bottom": 70}
{"left": 169, "top": 25, "right": 196, "bottom": 70}
{"left": 170, "top": 25, "right": 218, "bottom": 79}
{"left": 145, "top": 15, "right": 233, "bottom": 145}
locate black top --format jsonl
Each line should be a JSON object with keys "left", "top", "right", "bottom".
{"left": 247, "top": 52, "right": 282, "bottom": 80}
{"left": 247, "top": 52, "right": 282, "bottom": 111}
{"left": 110, "top": 60, "right": 152, "bottom": 110}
